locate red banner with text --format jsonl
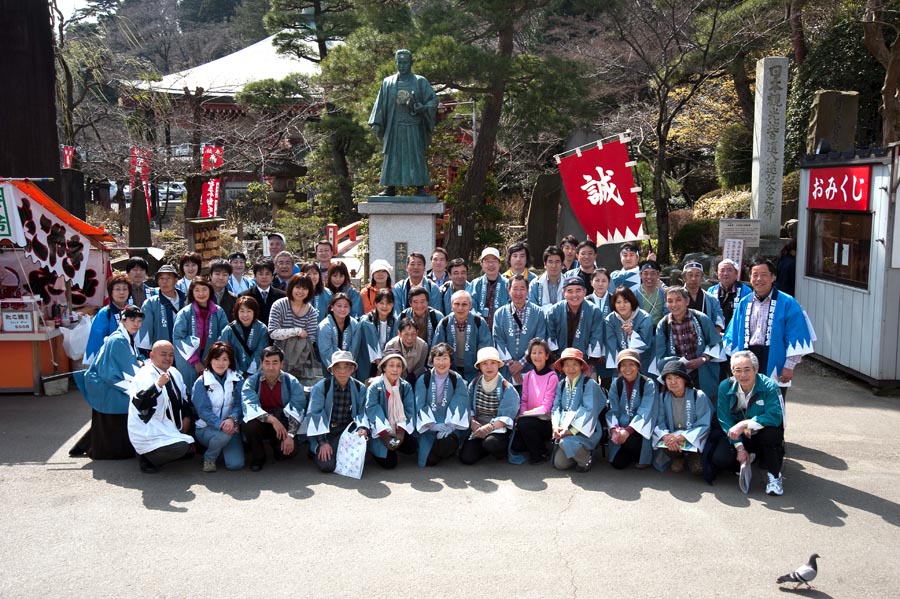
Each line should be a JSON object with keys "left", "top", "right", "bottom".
{"left": 808, "top": 165, "right": 871, "bottom": 211}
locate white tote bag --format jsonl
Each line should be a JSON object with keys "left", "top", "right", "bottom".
{"left": 334, "top": 423, "right": 367, "bottom": 479}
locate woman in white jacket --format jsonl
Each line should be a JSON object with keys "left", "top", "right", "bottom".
{"left": 191, "top": 341, "right": 244, "bottom": 472}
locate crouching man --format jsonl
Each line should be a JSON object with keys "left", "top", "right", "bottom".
{"left": 128, "top": 340, "right": 194, "bottom": 473}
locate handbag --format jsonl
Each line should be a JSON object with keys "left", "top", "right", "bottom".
{"left": 334, "top": 422, "right": 367, "bottom": 479}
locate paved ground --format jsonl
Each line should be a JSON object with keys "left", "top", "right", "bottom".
{"left": 1, "top": 360, "right": 898, "bottom": 598}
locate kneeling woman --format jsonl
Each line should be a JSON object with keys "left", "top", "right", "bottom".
{"left": 365, "top": 353, "right": 417, "bottom": 469}
{"left": 414, "top": 343, "right": 469, "bottom": 467}
{"left": 606, "top": 349, "right": 658, "bottom": 469}
{"left": 191, "top": 341, "right": 245, "bottom": 472}
{"left": 509, "top": 339, "right": 558, "bottom": 464}
{"left": 460, "top": 347, "right": 519, "bottom": 465}
{"left": 651, "top": 360, "right": 713, "bottom": 474}
{"left": 551, "top": 348, "right": 605, "bottom": 472}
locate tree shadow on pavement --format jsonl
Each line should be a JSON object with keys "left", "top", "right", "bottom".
{"left": 786, "top": 442, "right": 848, "bottom": 471}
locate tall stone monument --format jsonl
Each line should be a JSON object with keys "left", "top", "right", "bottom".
{"left": 807, "top": 90, "right": 859, "bottom": 153}
{"left": 359, "top": 49, "right": 443, "bottom": 272}
{"left": 751, "top": 57, "right": 789, "bottom": 239}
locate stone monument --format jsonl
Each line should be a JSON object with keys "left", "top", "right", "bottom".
{"left": 751, "top": 57, "right": 789, "bottom": 239}
{"left": 359, "top": 49, "right": 443, "bottom": 271}
{"left": 807, "top": 90, "right": 859, "bottom": 154}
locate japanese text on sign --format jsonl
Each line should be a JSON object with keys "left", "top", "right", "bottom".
{"left": 808, "top": 165, "right": 871, "bottom": 211}
{"left": 718, "top": 219, "right": 760, "bottom": 247}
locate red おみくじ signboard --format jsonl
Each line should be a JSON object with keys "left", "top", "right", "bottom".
{"left": 556, "top": 138, "right": 648, "bottom": 245}
{"left": 808, "top": 165, "right": 871, "bottom": 211}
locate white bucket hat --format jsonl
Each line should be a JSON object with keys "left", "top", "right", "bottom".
{"left": 474, "top": 346, "right": 503, "bottom": 369}
{"left": 479, "top": 247, "right": 501, "bottom": 262}
{"left": 370, "top": 259, "right": 393, "bottom": 276}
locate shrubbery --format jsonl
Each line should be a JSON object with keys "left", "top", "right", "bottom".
{"left": 715, "top": 124, "right": 753, "bottom": 189}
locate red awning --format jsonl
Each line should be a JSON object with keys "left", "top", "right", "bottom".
{"left": 10, "top": 180, "right": 115, "bottom": 244}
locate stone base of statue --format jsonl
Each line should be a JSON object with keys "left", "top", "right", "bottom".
{"left": 359, "top": 196, "right": 444, "bottom": 280}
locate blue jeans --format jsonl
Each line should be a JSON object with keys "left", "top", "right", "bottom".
{"left": 194, "top": 426, "right": 245, "bottom": 470}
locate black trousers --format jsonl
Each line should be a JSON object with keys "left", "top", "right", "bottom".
{"left": 142, "top": 441, "right": 191, "bottom": 467}
{"left": 313, "top": 425, "right": 346, "bottom": 473}
{"left": 610, "top": 433, "right": 644, "bottom": 469}
{"left": 243, "top": 410, "right": 294, "bottom": 466}
{"left": 75, "top": 411, "right": 134, "bottom": 460}
{"left": 373, "top": 433, "right": 418, "bottom": 469}
{"left": 426, "top": 435, "right": 460, "bottom": 466}
{"left": 710, "top": 425, "right": 785, "bottom": 478}
{"left": 511, "top": 417, "right": 552, "bottom": 462}
{"left": 459, "top": 432, "right": 509, "bottom": 465}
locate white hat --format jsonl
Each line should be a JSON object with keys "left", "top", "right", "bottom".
{"left": 379, "top": 352, "right": 408, "bottom": 373}
{"left": 370, "top": 259, "right": 393, "bottom": 276}
{"left": 474, "top": 346, "right": 503, "bottom": 369}
{"left": 328, "top": 350, "right": 358, "bottom": 372}
{"left": 479, "top": 247, "right": 501, "bottom": 262}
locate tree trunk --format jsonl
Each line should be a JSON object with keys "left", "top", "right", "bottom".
{"left": 729, "top": 53, "right": 754, "bottom": 131}
{"left": 444, "top": 24, "right": 514, "bottom": 262}
{"left": 789, "top": 0, "right": 808, "bottom": 65}
{"left": 325, "top": 107, "right": 355, "bottom": 222}
{"left": 863, "top": 0, "right": 900, "bottom": 145}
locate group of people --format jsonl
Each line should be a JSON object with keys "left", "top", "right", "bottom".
{"left": 71, "top": 232, "right": 813, "bottom": 496}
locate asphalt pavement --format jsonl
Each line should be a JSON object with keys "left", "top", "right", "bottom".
{"left": 1, "top": 360, "right": 898, "bottom": 598}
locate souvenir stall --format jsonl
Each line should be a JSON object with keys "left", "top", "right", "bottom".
{"left": 0, "top": 180, "right": 114, "bottom": 394}
{"left": 796, "top": 146, "right": 900, "bottom": 389}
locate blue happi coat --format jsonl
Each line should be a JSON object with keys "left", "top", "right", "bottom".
{"left": 241, "top": 371, "right": 307, "bottom": 426}
{"left": 172, "top": 303, "right": 229, "bottom": 389}
{"left": 492, "top": 301, "right": 547, "bottom": 381}
{"left": 219, "top": 320, "right": 269, "bottom": 376}
{"left": 722, "top": 288, "right": 814, "bottom": 380}
{"left": 83, "top": 325, "right": 143, "bottom": 414}
{"left": 604, "top": 308, "right": 655, "bottom": 373}
{"left": 392, "top": 277, "right": 442, "bottom": 315}
{"left": 651, "top": 387, "right": 713, "bottom": 471}
{"left": 466, "top": 373, "right": 519, "bottom": 431}
{"left": 398, "top": 306, "right": 444, "bottom": 346}
{"left": 359, "top": 311, "right": 400, "bottom": 369}
{"left": 586, "top": 293, "right": 614, "bottom": 378}
{"left": 414, "top": 368, "right": 470, "bottom": 467}
{"left": 365, "top": 375, "right": 416, "bottom": 459}
{"left": 305, "top": 375, "right": 368, "bottom": 451}
{"left": 440, "top": 281, "right": 472, "bottom": 315}
{"left": 470, "top": 274, "right": 510, "bottom": 322}
{"left": 313, "top": 289, "right": 333, "bottom": 324}
{"left": 433, "top": 312, "right": 494, "bottom": 382}
{"left": 84, "top": 304, "right": 123, "bottom": 365}
{"left": 609, "top": 267, "right": 641, "bottom": 292}
{"left": 546, "top": 300, "right": 604, "bottom": 359}
{"left": 653, "top": 309, "right": 725, "bottom": 401}
{"left": 552, "top": 375, "right": 606, "bottom": 459}
{"left": 690, "top": 288, "right": 726, "bottom": 331}
{"left": 606, "top": 374, "right": 658, "bottom": 465}
{"left": 318, "top": 314, "right": 366, "bottom": 369}
{"left": 137, "top": 291, "right": 186, "bottom": 353}
{"left": 527, "top": 273, "right": 565, "bottom": 310}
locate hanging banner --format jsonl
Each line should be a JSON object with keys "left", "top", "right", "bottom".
{"left": 556, "top": 137, "right": 649, "bottom": 245}
{"left": 201, "top": 178, "right": 221, "bottom": 217}
{"left": 129, "top": 147, "right": 153, "bottom": 221}
{"left": 808, "top": 165, "right": 871, "bottom": 211}
{"left": 0, "top": 248, "right": 106, "bottom": 308}
{"left": 0, "top": 184, "right": 27, "bottom": 246}
{"left": 61, "top": 146, "right": 75, "bottom": 169}
{"left": 202, "top": 145, "right": 224, "bottom": 172}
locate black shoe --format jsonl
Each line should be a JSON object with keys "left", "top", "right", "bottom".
{"left": 68, "top": 447, "right": 85, "bottom": 457}
{"left": 378, "top": 186, "right": 396, "bottom": 196}
{"left": 139, "top": 456, "right": 158, "bottom": 474}
{"left": 250, "top": 462, "right": 263, "bottom": 472}
{"left": 575, "top": 459, "right": 593, "bottom": 473}
{"left": 530, "top": 454, "right": 550, "bottom": 465}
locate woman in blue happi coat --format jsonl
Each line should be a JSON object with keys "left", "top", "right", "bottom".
{"left": 550, "top": 348, "right": 605, "bottom": 473}
{"left": 325, "top": 262, "right": 364, "bottom": 318}
{"left": 604, "top": 286, "right": 655, "bottom": 375}
{"left": 75, "top": 304, "right": 146, "bottom": 459}
{"left": 366, "top": 353, "right": 418, "bottom": 469}
{"left": 652, "top": 360, "right": 713, "bottom": 474}
{"left": 586, "top": 269, "right": 615, "bottom": 387}
{"left": 459, "top": 347, "right": 520, "bottom": 465}
{"left": 318, "top": 293, "right": 367, "bottom": 370}
{"left": 359, "top": 287, "right": 400, "bottom": 378}
{"left": 414, "top": 343, "right": 470, "bottom": 467}
{"left": 607, "top": 349, "right": 658, "bottom": 469}
{"left": 84, "top": 273, "right": 132, "bottom": 365}
{"left": 301, "top": 262, "right": 333, "bottom": 324}
{"left": 219, "top": 295, "right": 269, "bottom": 377}
{"left": 433, "top": 290, "right": 494, "bottom": 383}
{"left": 172, "top": 276, "right": 229, "bottom": 390}
{"left": 492, "top": 275, "right": 547, "bottom": 387}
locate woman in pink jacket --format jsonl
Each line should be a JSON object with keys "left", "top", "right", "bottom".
{"left": 509, "top": 339, "right": 559, "bottom": 464}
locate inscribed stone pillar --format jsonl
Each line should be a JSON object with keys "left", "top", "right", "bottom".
{"left": 806, "top": 90, "right": 859, "bottom": 153}
{"left": 751, "top": 57, "right": 789, "bottom": 238}
{"left": 358, "top": 198, "right": 444, "bottom": 277}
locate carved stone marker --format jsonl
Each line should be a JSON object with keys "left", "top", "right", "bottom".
{"left": 751, "top": 57, "right": 789, "bottom": 238}
{"left": 807, "top": 90, "right": 859, "bottom": 153}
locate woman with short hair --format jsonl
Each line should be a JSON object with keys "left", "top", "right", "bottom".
{"left": 459, "top": 347, "right": 519, "bottom": 465}
{"left": 300, "top": 261, "right": 332, "bottom": 324}
{"left": 604, "top": 285, "right": 654, "bottom": 374}
{"left": 359, "top": 287, "right": 399, "bottom": 378}
{"left": 509, "top": 338, "right": 558, "bottom": 465}
{"left": 550, "top": 348, "right": 605, "bottom": 472}
{"left": 192, "top": 341, "right": 244, "bottom": 472}
{"left": 318, "top": 292, "right": 365, "bottom": 370}
{"left": 606, "top": 349, "right": 657, "bottom": 469}
{"left": 176, "top": 252, "right": 203, "bottom": 295}
{"left": 220, "top": 296, "right": 268, "bottom": 377}
{"left": 414, "top": 343, "right": 469, "bottom": 467}
{"left": 366, "top": 353, "right": 417, "bottom": 469}
{"left": 268, "top": 274, "right": 320, "bottom": 384}
{"left": 172, "top": 276, "right": 229, "bottom": 389}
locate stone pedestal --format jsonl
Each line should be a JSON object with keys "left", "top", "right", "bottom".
{"left": 751, "top": 57, "right": 789, "bottom": 238}
{"left": 358, "top": 197, "right": 444, "bottom": 279}
{"left": 807, "top": 90, "right": 859, "bottom": 153}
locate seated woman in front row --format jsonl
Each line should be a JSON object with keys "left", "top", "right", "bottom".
{"left": 366, "top": 353, "right": 417, "bottom": 469}
{"left": 414, "top": 343, "right": 470, "bottom": 467}
{"left": 651, "top": 360, "right": 713, "bottom": 475}
{"left": 509, "top": 338, "right": 558, "bottom": 465}
{"left": 551, "top": 348, "right": 605, "bottom": 473}
{"left": 606, "top": 349, "right": 658, "bottom": 469}
{"left": 459, "top": 347, "right": 519, "bottom": 465}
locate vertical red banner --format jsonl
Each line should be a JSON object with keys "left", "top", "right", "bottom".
{"left": 202, "top": 145, "right": 224, "bottom": 172}
{"left": 61, "top": 146, "right": 75, "bottom": 169}
{"left": 556, "top": 138, "right": 648, "bottom": 245}
{"left": 129, "top": 147, "right": 153, "bottom": 221}
{"left": 201, "top": 179, "right": 221, "bottom": 217}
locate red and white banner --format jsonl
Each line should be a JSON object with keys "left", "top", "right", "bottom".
{"left": 201, "top": 178, "right": 221, "bottom": 217}
{"left": 61, "top": 146, "right": 75, "bottom": 169}
{"left": 556, "top": 137, "right": 648, "bottom": 245}
{"left": 129, "top": 147, "right": 153, "bottom": 221}
{"left": 202, "top": 145, "right": 224, "bottom": 172}
{"left": 808, "top": 165, "right": 871, "bottom": 212}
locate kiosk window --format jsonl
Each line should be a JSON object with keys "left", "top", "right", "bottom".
{"left": 806, "top": 210, "right": 871, "bottom": 289}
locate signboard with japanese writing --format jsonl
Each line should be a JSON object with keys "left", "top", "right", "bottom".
{"left": 202, "top": 145, "right": 224, "bottom": 172}
{"left": 0, "top": 185, "right": 26, "bottom": 246}
{"left": 200, "top": 179, "right": 221, "bottom": 217}
{"left": 722, "top": 239, "right": 745, "bottom": 274}
{"left": 718, "top": 219, "right": 761, "bottom": 247}
{"left": 394, "top": 242, "right": 408, "bottom": 281}
{"left": 808, "top": 165, "right": 871, "bottom": 211}
{"left": 556, "top": 137, "right": 649, "bottom": 246}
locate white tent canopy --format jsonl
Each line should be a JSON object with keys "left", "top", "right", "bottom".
{"left": 131, "top": 35, "right": 322, "bottom": 97}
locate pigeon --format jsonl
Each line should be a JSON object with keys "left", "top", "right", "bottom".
{"left": 776, "top": 553, "right": 820, "bottom": 589}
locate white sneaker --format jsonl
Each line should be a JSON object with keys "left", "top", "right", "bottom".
{"left": 766, "top": 472, "right": 784, "bottom": 496}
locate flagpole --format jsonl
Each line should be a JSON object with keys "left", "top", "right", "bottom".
{"left": 622, "top": 134, "right": 655, "bottom": 255}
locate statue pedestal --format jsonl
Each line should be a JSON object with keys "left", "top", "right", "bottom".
{"left": 358, "top": 197, "right": 444, "bottom": 279}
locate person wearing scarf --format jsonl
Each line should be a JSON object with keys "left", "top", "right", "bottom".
{"left": 173, "top": 276, "right": 228, "bottom": 390}
{"left": 414, "top": 343, "right": 470, "bottom": 467}
{"left": 651, "top": 360, "right": 713, "bottom": 474}
{"left": 508, "top": 339, "right": 559, "bottom": 465}
{"left": 606, "top": 349, "right": 658, "bottom": 469}
{"left": 459, "top": 347, "right": 519, "bottom": 465}
{"left": 366, "top": 353, "right": 417, "bottom": 469}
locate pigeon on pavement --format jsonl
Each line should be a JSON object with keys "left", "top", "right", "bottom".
{"left": 776, "top": 553, "right": 820, "bottom": 589}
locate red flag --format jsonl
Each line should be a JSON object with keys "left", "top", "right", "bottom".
{"left": 201, "top": 178, "right": 221, "bottom": 217}
{"left": 556, "top": 138, "right": 648, "bottom": 245}
{"left": 61, "top": 146, "right": 75, "bottom": 169}
{"left": 202, "top": 145, "right": 224, "bottom": 172}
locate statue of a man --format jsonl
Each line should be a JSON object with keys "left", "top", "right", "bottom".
{"left": 368, "top": 49, "right": 437, "bottom": 197}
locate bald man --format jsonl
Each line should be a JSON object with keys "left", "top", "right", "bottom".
{"left": 127, "top": 341, "right": 195, "bottom": 473}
